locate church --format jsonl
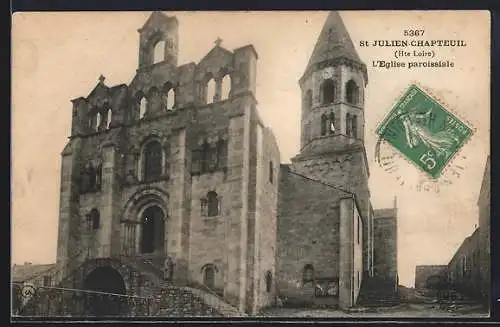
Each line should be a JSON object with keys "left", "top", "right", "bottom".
{"left": 51, "top": 11, "right": 398, "bottom": 315}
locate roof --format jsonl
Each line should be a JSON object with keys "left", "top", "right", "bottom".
{"left": 12, "top": 263, "right": 55, "bottom": 282}
{"left": 304, "top": 11, "right": 363, "bottom": 76}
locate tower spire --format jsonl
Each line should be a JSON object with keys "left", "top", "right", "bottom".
{"left": 303, "top": 11, "right": 363, "bottom": 78}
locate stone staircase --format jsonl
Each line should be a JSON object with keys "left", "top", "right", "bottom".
{"left": 121, "top": 256, "right": 245, "bottom": 317}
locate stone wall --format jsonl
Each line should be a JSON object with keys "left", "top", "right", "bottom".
{"left": 276, "top": 165, "right": 342, "bottom": 306}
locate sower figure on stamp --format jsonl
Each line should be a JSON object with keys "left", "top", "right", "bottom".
{"left": 163, "top": 256, "right": 174, "bottom": 281}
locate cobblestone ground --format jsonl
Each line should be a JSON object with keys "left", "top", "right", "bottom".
{"left": 258, "top": 287, "right": 489, "bottom": 318}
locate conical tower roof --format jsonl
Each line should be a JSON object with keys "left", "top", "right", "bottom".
{"left": 302, "top": 12, "right": 365, "bottom": 79}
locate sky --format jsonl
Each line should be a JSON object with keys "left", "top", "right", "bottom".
{"left": 12, "top": 11, "right": 490, "bottom": 287}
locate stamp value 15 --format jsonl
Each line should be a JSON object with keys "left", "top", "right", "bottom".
{"left": 376, "top": 84, "right": 473, "bottom": 179}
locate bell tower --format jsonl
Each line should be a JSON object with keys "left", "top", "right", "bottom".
{"left": 299, "top": 11, "right": 368, "bottom": 152}
{"left": 137, "top": 11, "right": 179, "bottom": 68}
{"left": 293, "top": 11, "right": 373, "bottom": 278}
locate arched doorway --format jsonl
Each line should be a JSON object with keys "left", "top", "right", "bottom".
{"left": 83, "top": 266, "right": 127, "bottom": 316}
{"left": 203, "top": 265, "right": 216, "bottom": 289}
{"left": 140, "top": 205, "right": 165, "bottom": 254}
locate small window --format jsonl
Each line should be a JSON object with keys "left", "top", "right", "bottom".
{"left": 269, "top": 161, "right": 274, "bottom": 184}
{"left": 265, "top": 271, "right": 272, "bottom": 293}
{"left": 106, "top": 109, "right": 112, "bottom": 129}
{"left": 139, "top": 97, "right": 147, "bottom": 119}
{"left": 96, "top": 112, "right": 102, "bottom": 132}
{"left": 346, "top": 113, "right": 352, "bottom": 136}
{"left": 87, "top": 208, "right": 100, "bottom": 231}
{"left": 216, "top": 140, "right": 227, "bottom": 169}
{"left": 203, "top": 264, "right": 216, "bottom": 289}
{"left": 166, "top": 88, "right": 175, "bottom": 110}
{"left": 351, "top": 115, "right": 358, "bottom": 138}
{"left": 201, "top": 142, "right": 211, "bottom": 173}
{"left": 328, "top": 112, "right": 335, "bottom": 134}
{"left": 207, "top": 191, "right": 219, "bottom": 217}
{"left": 303, "top": 264, "right": 314, "bottom": 283}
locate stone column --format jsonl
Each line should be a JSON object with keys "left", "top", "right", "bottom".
{"left": 99, "top": 144, "right": 118, "bottom": 257}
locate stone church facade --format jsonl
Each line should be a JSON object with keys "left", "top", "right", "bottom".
{"left": 55, "top": 11, "right": 397, "bottom": 314}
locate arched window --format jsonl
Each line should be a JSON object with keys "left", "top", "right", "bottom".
{"left": 143, "top": 141, "right": 163, "bottom": 182}
{"left": 329, "top": 112, "right": 335, "bottom": 134}
{"left": 96, "top": 112, "right": 102, "bottom": 132}
{"left": 95, "top": 164, "right": 102, "bottom": 190}
{"left": 166, "top": 88, "right": 175, "bottom": 110}
{"left": 206, "top": 78, "right": 216, "bottom": 104}
{"left": 303, "top": 264, "right": 314, "bottom": 283}
{"left": 106, "top": 108, "right": 112, "bottom": 129}
{"left": 221, "top": 74, "right": 231, "bottom": 100}
{"left": 346, "top": 80, "right": 359, "bottom": 105}
{"left": 320, "top": 114, "right": 328, "bottom": 136}
{"left": 87, "top": 166, "right": 97, "bottom": 190}
{"left": 153, "top": 40, "right": 165, "bottom": 64}
{"left": 304, "top": 89, "right": 313, "bottom": 110}
{"left": 207, "top": 191, "right": 219, "bottom": 217}
{"left": 265, "top": 271, "right": 272, "bottom": 293}
{"left": 269, "top": 161, "right": 274, "bottom": 184}
{"left": 321, "top": 79, "right": 335, "bottom": 104}
{"left": 351, "top": 115, "right": 358, "bottom": 138}
{"left": 140, "top": 205, "right": 165, "bottom": 254}
{"left": 203, "top": 264, "right": 216, "bottom": 289}
{"left": 87, "top": 208, "right": 100, "bottom": 231}
{"left": 139, "top": 97, "right": 147, "bottom": 119}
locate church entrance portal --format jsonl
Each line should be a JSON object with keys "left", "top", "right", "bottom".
{"left": 83, "top": 266, "right": 128, "bottom": 316}
{"left": 140, "top": 205, "right": 165, "bottom": 254}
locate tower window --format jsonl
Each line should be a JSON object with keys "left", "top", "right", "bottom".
{"left": 143, "top": 141, "right": 163, "bottom": 182}
{"left": 303, "top": 264, "right": 314, "bottom": 283}
{"left": 153, "top": 40, "right": 165, "bottom": 64}
{"left": 321, "top": 79, "right": 335, "bottom": 104}
{"left": 201, "top": 142, "right": 211, "bottom": 173}
{"left": 207, "top": 191, "right": 220, "bottom": 217}
{"left": 304, "top": 89, "right": 313, "bottom": 110}
{"left": 351, "top": 115, "right": 358, "bottom": 138}
{"left": 320, "top": 114, "right": 328, "bottom": 136}
{"left": 329, "top": 112, "right": 335, "bottom": 134}
{"left": 346, "top": 80, "right": 359, "bottom": 105}
{"left": 202, "top": 264, "right": 216, "bottom": 289}
{"left": 216, "top": 140, "right": 227, "bottom": 169}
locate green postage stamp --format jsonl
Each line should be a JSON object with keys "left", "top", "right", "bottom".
{"left": 376, "top": 84, "right": 473, "bottom": 179}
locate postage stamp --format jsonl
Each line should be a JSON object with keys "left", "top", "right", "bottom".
{"left": 376, "top": 84, "right": 473, "bottom": 179}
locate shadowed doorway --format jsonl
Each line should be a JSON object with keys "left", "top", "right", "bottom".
{"left": 83, "top": 266, "right": 127, "bottom": 316}
{"left": 140, "top": 205, "right": 165, "bottom": 254}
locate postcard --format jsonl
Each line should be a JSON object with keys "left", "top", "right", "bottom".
{"left": 11, "top": 10, "right": 490, "bottom": 319}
